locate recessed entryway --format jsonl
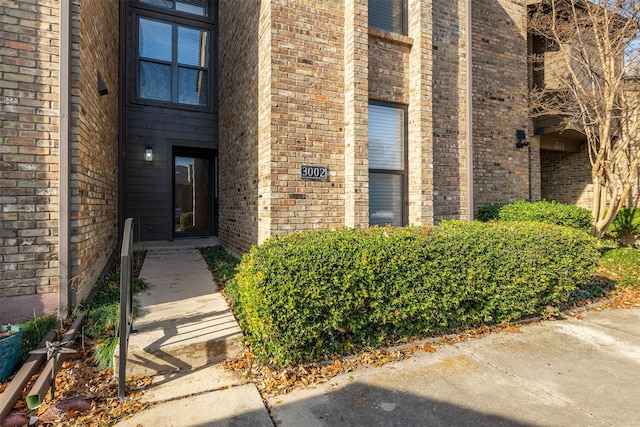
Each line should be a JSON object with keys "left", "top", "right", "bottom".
{"left": 173, "top": 148, "right": 217, "bottom": 238}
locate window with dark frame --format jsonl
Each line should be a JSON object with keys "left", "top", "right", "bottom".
{"left": 369, "top": 0, "right": 407, "bottom": 35}
{"left": 368, "top": 102, "right": 407, "bottom": 227}
{"left": 139, "top": 0, "right": 210, "bottom": 18}
{"left": 134, "top": 0, "right": 212, "bottom": 107}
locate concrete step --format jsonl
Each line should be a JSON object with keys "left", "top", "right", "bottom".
{"left": 114, "top": 247, "right": 243, "bottom": 377}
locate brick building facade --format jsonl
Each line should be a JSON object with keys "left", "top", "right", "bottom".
{"left": 1, "top": 0, "right": 118, "bottom": 322}
{"left": 218, "top": 0, "right": 536, "bottom": 255}
{"left": 1, "top": 0, "right": 631, "bottom": 322}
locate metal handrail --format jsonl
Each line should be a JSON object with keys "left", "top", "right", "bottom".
{"left": 118, "top": 218, "right": 134, "bottom": 400}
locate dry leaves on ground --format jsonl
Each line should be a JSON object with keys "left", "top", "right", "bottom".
{"left": 223, "top": 322, "right": 524, "bottom": 403}
{"left": 600, "top": 286, "right": 640, "bottom": 309}
{"left": 1, "top": 337, "right": 152, "bottom": 427}
{"left": 224, "top": 345, "right": 422, "bottom": 401}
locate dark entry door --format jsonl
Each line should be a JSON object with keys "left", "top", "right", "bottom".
{"left": 173, "top": 150, "right": 216, "bottom": 237}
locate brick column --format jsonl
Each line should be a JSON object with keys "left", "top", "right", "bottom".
{"left": 407, "top": 0, "right": 435, "bottom": 225}
{"left": 257, "top": 0, "right": 273, "bottom": 244}
{"left": 0, "top": 0, "right": 62, "bottom": 321}
{"left": 344, "top": 0, "right": 369, "bottom": 228}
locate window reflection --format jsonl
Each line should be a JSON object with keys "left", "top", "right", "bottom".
{"left": 139, "top": 18, "right": 172, "bottom": 62}
{"left": 137, "top": 16, "right": 209, "bottom": 106}
{"left": 178, "top": 27, "right": 208, "bottom": 67}
{"left": 178, "top": 68, "right": 208, "bottom": 105}
{"left": 140, "top": 62, "right": 171, "bottom": 101}
{"left": 175, "top": 156, "right": 210, "bottom": 234}
{"left": 139, "top": 0, "right": 209, "bottom": 17}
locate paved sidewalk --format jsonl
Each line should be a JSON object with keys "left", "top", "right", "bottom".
{"left": 114, "top": 243, "right": 640, "bottom": 426}
{"left": 119, "top": 247, "right": 242, "bottom": 376}
{"left": 115, "top": 243, "right": 272, "bottom": 427}
{"left": 269, "top": 308, "right": 640, "bottom": 426}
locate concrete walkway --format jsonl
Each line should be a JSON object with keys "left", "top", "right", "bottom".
{"left": 115, "top": 240, "right": 273, "bottom": 427}
{"left": 117, "top": 240, "right": 242, "bottom": 377}
{"left": 114, "top": 243, "right": 640, "bottom": 426}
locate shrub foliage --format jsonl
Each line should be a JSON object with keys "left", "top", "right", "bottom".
{"left": 608, "top": 207, "right": 640, "bottom": 239}
{"left": 478, "top": 200, "right": 593, "bottom": 233}
{"left": 179, "top": 212, "right": 195, "bottom": 232}
{"left": 73, "top": 273, "right": 149, "bottom": 369}
{"left": 227, "top": 222, "right": 599, "bottom": 366}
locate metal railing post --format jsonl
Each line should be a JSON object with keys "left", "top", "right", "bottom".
{"left": 118, "top": 218, "right": 134, "bottom": 400}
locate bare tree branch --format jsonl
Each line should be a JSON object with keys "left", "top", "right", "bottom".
{"left": 529, "top": 0, "right": 640, "bottom": 237}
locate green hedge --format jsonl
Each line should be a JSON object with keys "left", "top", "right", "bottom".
{"left": 478, "top": 200, "right": 593, "bottom": 233}
{"left": 179, "top": 211, "right": 195, "bottom": 232}
{"left": 227, "top": 222, "right": 599, "bottom": 366}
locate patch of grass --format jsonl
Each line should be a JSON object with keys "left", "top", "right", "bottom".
{"left": 608, "top": 208, "right": 640, "bottom": 239}
{"left": 200, "top": 245, "right": 239, "bottom": 286}
{"left": 17, "top": 315, "right": 59, "bottom": 365}
{"left": 599, "top": 247, "right": 640, "bottom": 288}
{"left": 73, "top": 258, "right": 150, "bottom": 370}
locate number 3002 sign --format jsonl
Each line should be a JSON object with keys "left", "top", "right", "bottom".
{"left": 300, "top": 165, "right": 328, "bottom": 180}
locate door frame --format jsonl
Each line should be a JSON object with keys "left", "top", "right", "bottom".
{"left": 171, "top": 146, "right": 218, "bottom": 239}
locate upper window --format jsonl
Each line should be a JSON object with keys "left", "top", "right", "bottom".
{"left": 139, "top": 0, "right": 210, "bottom": 18}
{"left": 368, "top": 102, "right": 407, "bottom": 227}
{"left": 138, "top": 16, "right": 210, "bottom": 106}
{"left": 369, "top": 0, "right": 407, "bottom": 35}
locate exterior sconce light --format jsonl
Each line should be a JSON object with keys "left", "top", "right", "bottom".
{"left": 97, "top": 71, "right": 109, "bottom": 96}
{"left": 516, "top": 129, "right": 530, "bottom": 148}
{"left": 145, "top": 147, "right": 153, "bottom": 162}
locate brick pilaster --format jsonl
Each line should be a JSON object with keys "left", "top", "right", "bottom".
{"left": 344, "top": 0, "right": 369, "bottom": 228}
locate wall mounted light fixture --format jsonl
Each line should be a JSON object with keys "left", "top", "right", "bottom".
{"left": 97, "top": 72, "right": 109, "bottom": 96}
{"left": 145, "top": 147, "right": 153, "bottom": 162}
{"left": 516, "top": 129, "right": 530, "bottom": 148}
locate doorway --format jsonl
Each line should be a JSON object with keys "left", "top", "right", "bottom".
{"left": 173, "top": 149, "right": 217, "bottom": 238}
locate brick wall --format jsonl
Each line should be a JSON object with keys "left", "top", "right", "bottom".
{"left": 257, "top": 0, "right": 273, "bottom": 245}
{"left": 541, "top": 148, "right": 593, "bottom": 208}
{"left": 407, "top": 0, "right": 435, "bottom": 225}
{"left": 542, "top": 144, "right": 640, "bottom": 212}
{"left": 368, "top": 30, "right": 410, "bottom": 104}
{"left": 0, "top": 0, "right": 61, "bottom": 322}
{"left": 343, "top": 0, "right": 369, "bottom": 228}
{"left": 431, "top": 0, "right": 468, "bottom": 221}
{"left": 218, "top": 0, "right": 538, "bottom": 253}
{"left": 218, "top": 0, "right": 261, "bottom": 255}
{"left": 259, "top": 0, "right": 346, "bottom": 240}
{"left": 72, "top": 0, "right": 119, "bottom": 303}
{"left": 0, "top": 0, "right": 119, "bottom": 322}
{"left": 472, "top": 0, "right": 532, "bottom": 210}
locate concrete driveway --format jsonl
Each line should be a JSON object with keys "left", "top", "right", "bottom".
{"left": 269, "top": 308, "right": 640, "bottom": 426}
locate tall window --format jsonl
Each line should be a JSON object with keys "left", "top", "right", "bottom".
{"left": 138, "top": 17, "right": 210, "bottom": 106}
{"left": 368, "top": 102, "right": 407, "bottom": 227}
{"left": 369, "top": 0, "right": 407, "bottom": 35}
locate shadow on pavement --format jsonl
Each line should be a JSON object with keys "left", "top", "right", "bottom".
{"left": 268, "top": 382, "right": 535, "bottom": 427}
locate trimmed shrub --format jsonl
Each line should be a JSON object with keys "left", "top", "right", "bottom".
{"left": 179, "top": 211, "right": 195, "bottom": 232}
{"left": 608, "top": 208, "right": 640, "bottom": 239}
{"left": 478, "top": 200, "right": 592, "bottom": 233}
{"left": 227, "top": 222, "right": 599, "bottom": 366}
{"left": 477, "top": 202, "right": 506, "bottom": 222}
